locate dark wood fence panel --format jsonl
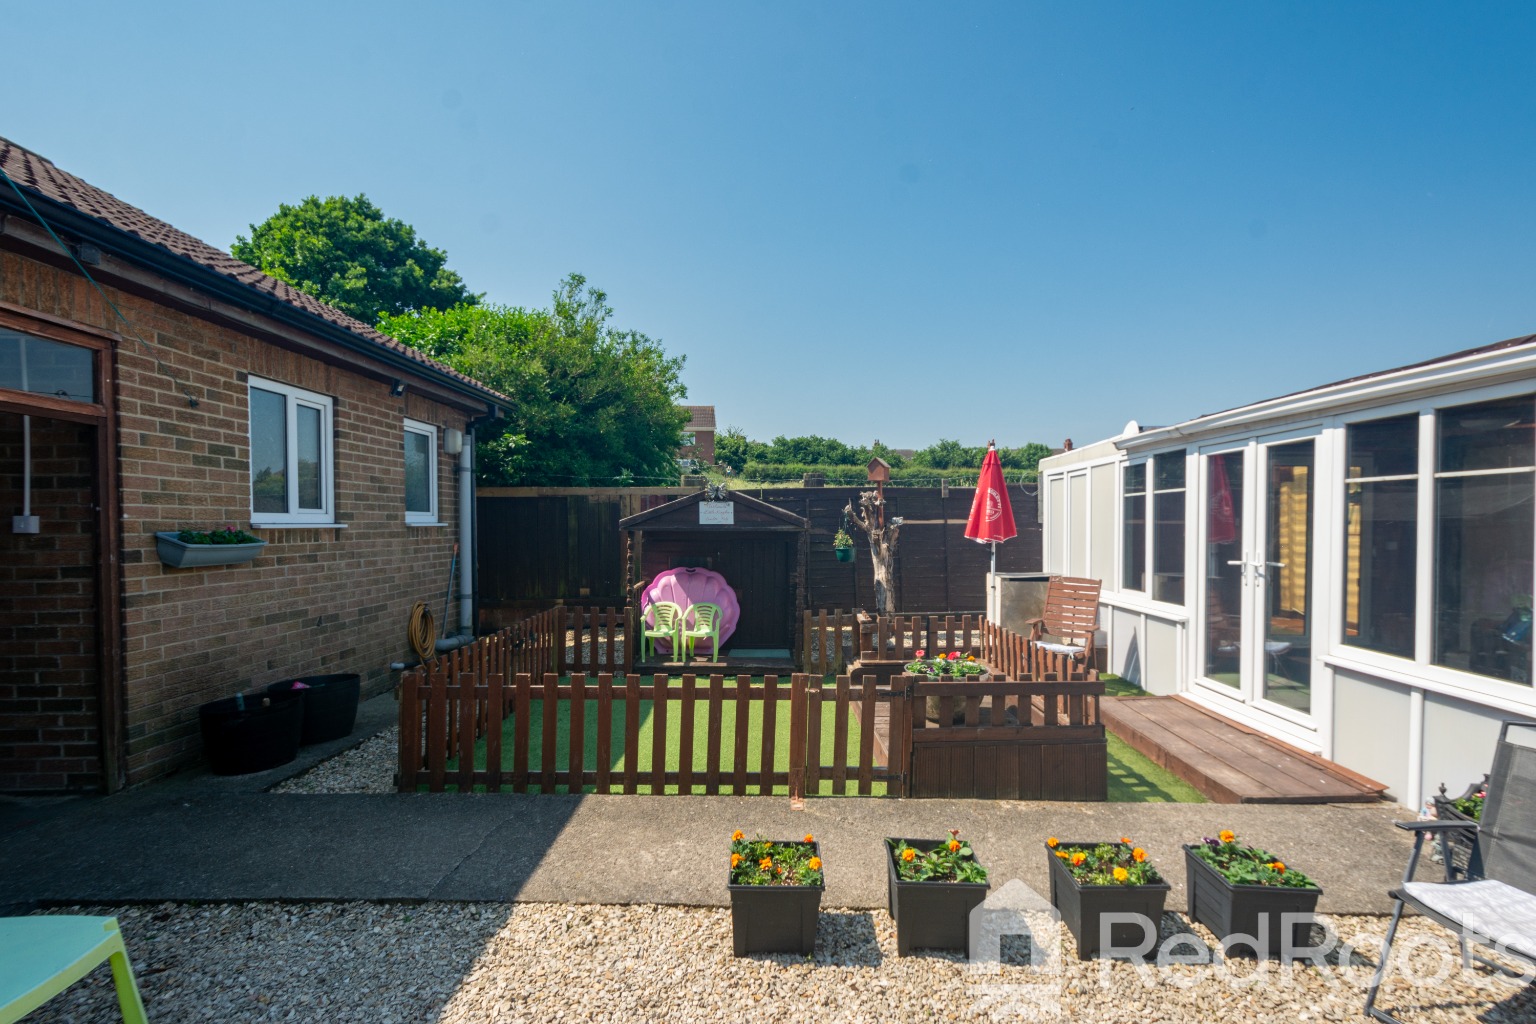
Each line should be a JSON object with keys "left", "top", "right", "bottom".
{"left": 477, "top": 485, "right": 1041, "bottom": 628}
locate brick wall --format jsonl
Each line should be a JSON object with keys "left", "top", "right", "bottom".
{"left": 0, "top": 413, "right": 101, "bottom": 791}
{"left": 2, "top": 249, "right": 477, "bottom": 786}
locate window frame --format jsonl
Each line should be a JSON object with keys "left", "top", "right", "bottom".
{"left": 1119, "top": 449, "right": 1187, "bottom": 606}
{"left": 247, "top": 376, "right": 335, "bottom": 526}
{"left": 403, "top": 417, "right": 440, "bottom": 525}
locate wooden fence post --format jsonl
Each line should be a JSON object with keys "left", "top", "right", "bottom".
{"left": 553, "top": 605, "right": 568, "bottom": 675}
{"left": 789, "top": 674, "right": 807, "bottom": 808}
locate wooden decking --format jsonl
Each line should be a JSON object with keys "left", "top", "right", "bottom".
{"left": 1101, "top": 695, "right": 1387, "bottom": 804}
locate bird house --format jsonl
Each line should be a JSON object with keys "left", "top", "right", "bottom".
{"left": 866, "top": 456, "right": 891, "bottom": 484}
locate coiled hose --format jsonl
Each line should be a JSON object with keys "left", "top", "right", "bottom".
{"left": 408, "top": 601, "right": 436, "bottom": 663}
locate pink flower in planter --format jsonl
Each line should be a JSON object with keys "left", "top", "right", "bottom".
{"left": 947, "top": 651, "right": 961, "bottom": 660}
{"left": 914, "top": 649, "right": 926, "bottom": 658}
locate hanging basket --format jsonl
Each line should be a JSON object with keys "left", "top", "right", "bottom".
{"left": 834, "top": 546, "right": 855, "bottom": 563}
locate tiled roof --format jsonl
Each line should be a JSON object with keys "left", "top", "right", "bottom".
{"left": 682, "top": 405, "right": 716, "bottom": 431}
{"left": 0, "top": 136, "right": 505, "bottom": 403}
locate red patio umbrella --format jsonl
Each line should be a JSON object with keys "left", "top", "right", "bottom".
{"left": 965, "top": 442, "right": 1017, "bottom": 575}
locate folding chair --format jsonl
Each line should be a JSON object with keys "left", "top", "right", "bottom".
{"left": 1028, "top": 576, "right": 1101, "bottom": 679}
{"left": 1365, "top": 720, "right": 1536, "bottom": 1023}
{"left": 0, "top": 915, "right": 148, "bottom": 1024}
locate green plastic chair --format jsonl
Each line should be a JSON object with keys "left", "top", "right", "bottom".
{"left": 0, "top": 915, "right": 148, "bottom": 1024}
{"left": 641, "top": 601, "right": 685, "bottom": 661}
{"left": 682, "top": 602, "right": 723, "bottom": 660}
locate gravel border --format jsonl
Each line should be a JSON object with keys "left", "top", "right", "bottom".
{"left": 270, "top": 728, "right": 399, "bottom": 794}
{"left": 19, "top": 901, "right": 1535, "bottom": 1023}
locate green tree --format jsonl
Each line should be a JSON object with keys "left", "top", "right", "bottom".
{"left": 379, "top": 274, "right": 689, "bottom": 486}
{"left": 232, "top": 194, "right": 479, "bottom": 325}
{"left": 715, "top": 426, "right": 769, "bottom": 472}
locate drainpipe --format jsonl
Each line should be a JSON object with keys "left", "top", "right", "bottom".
{"left": 458, "top": 428, "right": 475, "bottom": 636}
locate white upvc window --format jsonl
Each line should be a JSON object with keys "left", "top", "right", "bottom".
{"left": 248, "top": 377, "right": 334, "bottom": 525}
{"left": 404, "top": 418, "right": 439, "bottom": 525}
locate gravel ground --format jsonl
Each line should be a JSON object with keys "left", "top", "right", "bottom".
{"left": 21, "top": 901, "right": 1535, "bottom": 1023}
{"left": 271, "top": 729, "right": 399, "bottom": 794}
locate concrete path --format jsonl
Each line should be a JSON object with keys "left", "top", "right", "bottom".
{"left": 0, "top": 697, "right": 1423, "bottom": 914}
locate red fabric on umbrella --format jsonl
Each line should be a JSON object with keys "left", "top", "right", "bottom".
{"left": 965, "top": 446, "right": 1017, "bottom": 544}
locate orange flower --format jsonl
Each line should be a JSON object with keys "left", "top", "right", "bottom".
{"left": 1132, "top": 848, "right": 1146, "bottom": 862}
{"left": 804, "top": 834, "right": 815, "bottom": 843}
{"left": 1120, "top": 836, "right": 1132, "bottom": 844}
{"left": 808, "top": 857, "right": 822, "bottom": 871}
{"left": 1046, "top": 837, "right": 1059, "bottom": 848}
{"left": 759, "top": 857, "right": 773, "bottom": 870}
{"left": 1055, "top": 850, "right": 1070, "bottom": 860}
{"left": 731, "top": 853, "right": 742, "bottom": 868}
{"left": 902, "top": 848, "right": 916, "bottom": 863}
{"left": 1070, "top": 852, "right": 1086, "bottom": 866}
{"left": 1113, "top": 867, "right": 1129, "bottom": 882}
{"left": 732, "top": 829, "right": 744, "bottom": 842}
{"left": 1218, "top": 830, "right": 1235, "bottom": 844}
{"left": 948, "top": 840, "right": 961, "bottom": 852}
{"left": 1270, "top": 861, "right": 1286, "bottom": 874}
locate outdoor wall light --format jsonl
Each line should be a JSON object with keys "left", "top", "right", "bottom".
{"left": 390, "top": 379, "right": 406, "bottom": 397}
{"left": 443, "top": 428, "right": 464, "bottom": 455}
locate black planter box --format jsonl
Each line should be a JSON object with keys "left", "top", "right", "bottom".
{"left": 727, "top": 841, "right": 823, "bottom": 956}
{"left": 267, "top": 673, "right": 360, "bottom": 744}
{"left": 1182, "top": 845, "right": 1322, "bottom": 957}
{"left": 1047, "top": 842, "right": 1170, "bottom": 960}
{"left": 198, "top": 689, "right": 304, "bottom": 775}
{"left": 886, "top": 838, "right": 990, "bottom": 956}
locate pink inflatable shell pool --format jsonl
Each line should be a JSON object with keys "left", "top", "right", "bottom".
{"left": 641, "top": 568, "right": 739, "bottom": 655}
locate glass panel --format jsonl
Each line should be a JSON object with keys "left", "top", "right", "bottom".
{"left": 0, "top": 331, "right": 95, "bottom": 402}
{"left": 250, "top": 388, "right": 288, "bottom": 514}
{"left": 1264, "top": 442, "right": 1313, "bottom": 712}
{"left": 1153, "top": 491, "right": 1185, "bottom": 604}
{"left": 1435, "top": 474, "right": 1535, "bottom": 683}
{"left": 1122, "top": 462, "right": 1146, "bottom": 592}
{"left": 1439, "top": 395, "right": 1535, "bottom": 473}
{"left": 1153, "top": 451, "right": 1185, "bottom": 490}
{"left": 1343, "top": 479, "right": 1418, "bottom": 657}
{"left": 405, "top": 430, "right": 431, "bottom": 513}
{"left": 1203, "top": 451, "right": 1244, "bottom": 687}
{"left": 1347, "top": 414, "right": 1417, "bottom": 479}
{"left": 296, "top": 404, "right": 322, "bottom": 511}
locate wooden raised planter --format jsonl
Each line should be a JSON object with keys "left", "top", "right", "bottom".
{"left": 156, "top": 532, "right": 266, "bottom": 568}
{"left": 886, "top": 838, "right": 990, "bottom": 956}
{"left": 728, "top": 841, "right": 823, "bottom": 955}
{"left": 1047, "top": 843, "right": 1169, "bottom": 960}
{"left": 1183, "top": 845, "right": 1322, "bottom": 957}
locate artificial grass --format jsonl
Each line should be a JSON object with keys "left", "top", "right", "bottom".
{"left": 1106, "top": 730, "right": 1207, "bottom": 803}
{"left": 447, "top": 686, "right": 884, "bottom": 796}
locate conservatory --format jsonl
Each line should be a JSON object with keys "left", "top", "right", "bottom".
{"left": 1038, "top": 332, "right": 1536, "bottom": 810}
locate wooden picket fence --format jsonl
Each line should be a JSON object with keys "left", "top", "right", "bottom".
{"left": 397, "top": 671, "right": 905, "bottom": 796}
{"left": 800, "top": 609, "right": 859, "bottom": 675}
{"left": 855, "top": 611, "right": 987, "bottom": 663}
{"left": 554, "top": 605, "right": 630, "bottom": 675}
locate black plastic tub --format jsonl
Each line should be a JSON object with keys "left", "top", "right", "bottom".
{"left": 727, "top": 841, "right": 823, "bottom": 956}
{"left": 1183, "top": 845, "right": 1322, "bottom": 957}
{"left": 198, "top": 689, "right": 304, "bottom": 775}
{"left": 886, "top": 838, "right": 990, "bottom": 956}
{"left": 1047, "top": 842, "right": 1170, "bottom": 960}
{"left": 266, "top": 673, "right": 360, "bottom": 744}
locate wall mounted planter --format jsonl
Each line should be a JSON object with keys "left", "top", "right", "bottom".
{"left": 155, "top": 532, "right": 266, "bottom": 568}
{"left": 727, "top": 841, "right": 823, "bottom": 956}
{"left": 1182, "top": 846, "right": 1322, "bottom": 957}
{"left": 886, "top": 838, "right": 990, "bottom": 956}
{"left": 1047, "top": 843, "right": 1170, "bottom": 960}
{"left": 198, "top": 689, "right": 304, "bottom": 775}
{"left": 266, "top": 673, "right": 360, "bottom": 745}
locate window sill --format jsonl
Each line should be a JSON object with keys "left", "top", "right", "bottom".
{"left": 406, "top": 521, "right": 448, "bottom": 528}
{"left": 250, "top": 522, "right": 348, "bottom": 530}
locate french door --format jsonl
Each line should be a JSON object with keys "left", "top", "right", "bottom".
{"left": 1197, "top": 433, "right": 1319, "bottom": 721}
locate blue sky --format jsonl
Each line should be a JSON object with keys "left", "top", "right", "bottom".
{"left": 5, "top": 2, "right": 1534, "bottom": 450}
